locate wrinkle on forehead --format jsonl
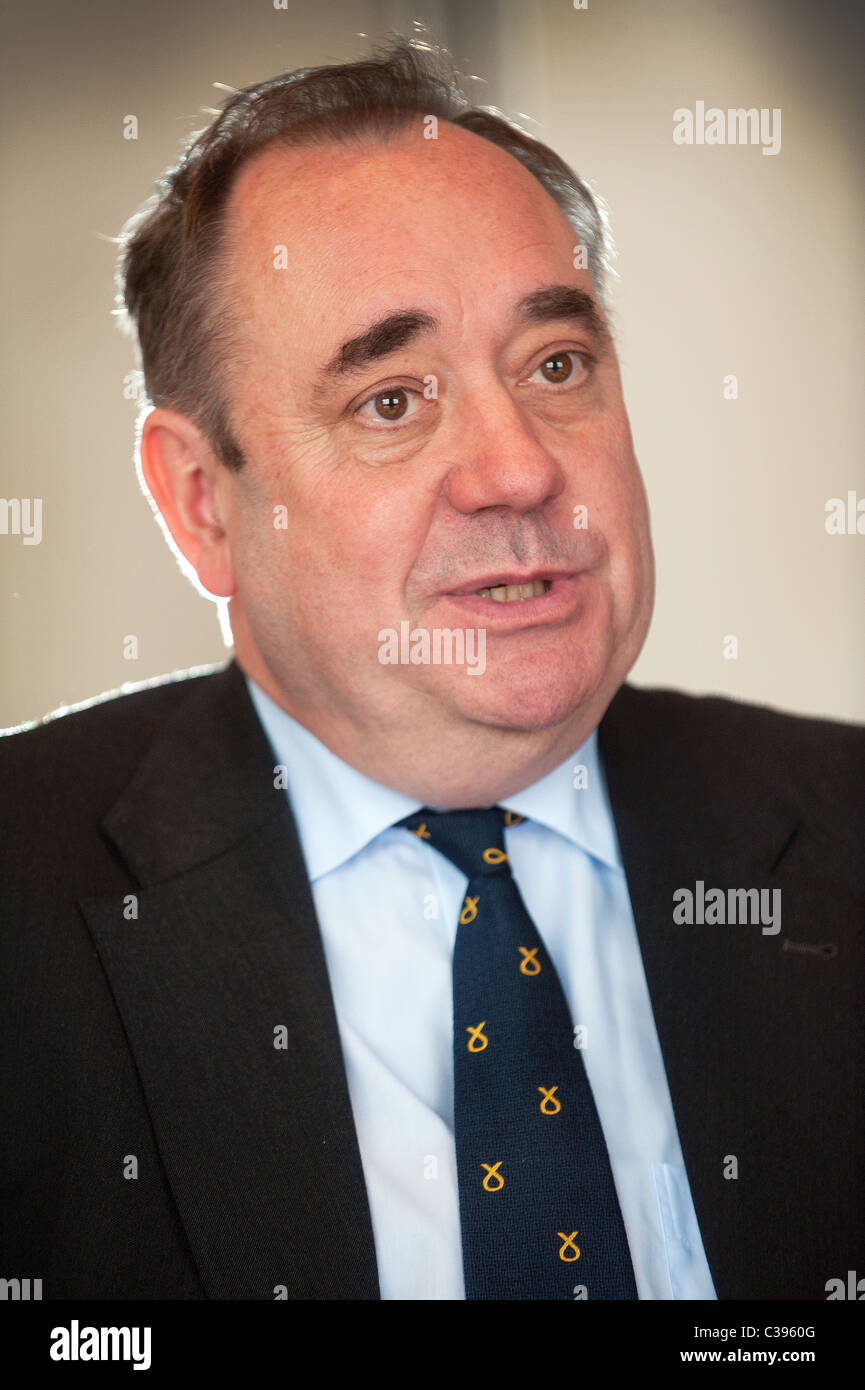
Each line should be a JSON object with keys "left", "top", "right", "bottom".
{"left": 222, "top": 120, "right": 581, "bottom": 314}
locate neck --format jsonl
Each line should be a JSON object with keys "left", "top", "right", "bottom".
{"left": 237, "top": 650, "right": 611, "bottom": 808}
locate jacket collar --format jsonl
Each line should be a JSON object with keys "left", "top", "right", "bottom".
{"left": 599, "top": 682, "right": 802, "bottom": 1300}
{"left": 80, "top": 660, "right": 381, "bottom": 1299}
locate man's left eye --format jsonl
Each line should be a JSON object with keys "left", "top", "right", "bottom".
{"left": 529, "top": 351, "right": 586, "bottom": 385}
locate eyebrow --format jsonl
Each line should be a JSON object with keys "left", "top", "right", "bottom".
{"left": 322, "top": 310, "right": 438, "bottom": 378}
{"left": 319, "top": 283, "right": 609, "bottom": 381}
{"left": 515, "top": 285, "right": 609, "bottom": 346}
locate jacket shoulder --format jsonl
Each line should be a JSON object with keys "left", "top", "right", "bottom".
{"left": 0, "top": 663, "right": 229, "bottom": 841}
{"left": 617, "top": 681, "right": 865, "bottom": 751}
{"left": 608, "top": 682, "right": 865, "bottom": 838}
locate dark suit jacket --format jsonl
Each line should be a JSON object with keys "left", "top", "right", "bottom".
{"left": 1, "top": 660, "right": 863, "bottom": 1299}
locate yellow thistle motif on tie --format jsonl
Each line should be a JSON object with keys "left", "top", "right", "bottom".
{"left": 538, "top": 1085, "right": 561, "bottom": 1115}
{"left": 466, "top": 1022, "right": 488, "bottom": 1052}
{"left": 558, "top": 1231, "right": 580, "bottom": 1261}
{"left": 460, "top": 894, "right": 479, "bottom": 925}
{"left": 482, "top": 847, "right": 508, "bottom": 865}
{"left": 519, "top": 946, "right": 541, "bottom": 975}
{"left": 481, "top": 1161, "right": 504, "bottom": 1192}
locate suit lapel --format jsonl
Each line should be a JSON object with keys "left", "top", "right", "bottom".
{"left": 80, "top": 661, "right": 380, "bottom": 1299}
{"left": 599, "top": 683, "right": 803, "bottom": 1299}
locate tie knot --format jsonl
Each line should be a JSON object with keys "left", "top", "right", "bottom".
{"left": 395, "top": 806, "right": 525, "bottom": 879}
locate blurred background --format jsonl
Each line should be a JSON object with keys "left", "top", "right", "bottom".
{"left": 1, "top": 0, "right": 863, "bottom": 729}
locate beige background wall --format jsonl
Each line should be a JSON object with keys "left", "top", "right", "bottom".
{"left": 2, "top": 0, "right": 862, "bottom": 730}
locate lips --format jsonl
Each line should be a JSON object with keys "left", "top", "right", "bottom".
{"left": 445, "top": 570, "right": 574, "bottom": 598}
{"left": 440, "top": 569, "right": 586, "bottom": 626}
{"left": 476, "top": 579, "right": 551, "bottom": 603}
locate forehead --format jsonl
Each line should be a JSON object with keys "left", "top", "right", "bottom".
{"left": 221, "top": 122, "right": 581, "bottom": 323}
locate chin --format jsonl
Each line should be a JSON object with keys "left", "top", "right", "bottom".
{"left": 446, "top": 655, "right": 608, "bottom": 735}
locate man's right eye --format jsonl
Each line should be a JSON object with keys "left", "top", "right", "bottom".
{"left": 355, "top": 385, "right": 424, "bottom": 426}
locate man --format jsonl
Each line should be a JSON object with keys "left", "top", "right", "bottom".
{"left": 1, "top": 38, "right": 862, "bottom": 1301}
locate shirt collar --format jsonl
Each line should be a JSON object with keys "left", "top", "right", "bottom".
{"left": 499, "top": 729, "right": 622, "bottom": 871}
{"left": 245, "top": 675, "right": 622, "bottom": 881}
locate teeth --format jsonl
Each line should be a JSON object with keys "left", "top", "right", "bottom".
{"left": 476, "top": 579, "right": 550, "bottom": 602}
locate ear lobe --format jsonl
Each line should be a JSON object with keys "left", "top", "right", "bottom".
{"left": 139, "top": 407, "right": 238, "bottom": 599}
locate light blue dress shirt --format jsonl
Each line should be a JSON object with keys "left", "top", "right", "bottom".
{"left": 246, "top": 675, "right": 717, "bottom": 1301}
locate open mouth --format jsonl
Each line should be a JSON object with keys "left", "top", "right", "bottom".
{"left": 443, "top": 571, "right": 582, "bottom": 626}
{"left": 475, "top": 579, "right": 552, "bottom": 603}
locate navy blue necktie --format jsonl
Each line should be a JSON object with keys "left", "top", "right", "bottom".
{"left": 396, "top": 805, "right": 638, "bottom": 1300}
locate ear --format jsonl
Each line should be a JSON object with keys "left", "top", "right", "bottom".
{"left": 140, "top": 407, "right": 237, "bottom": 598}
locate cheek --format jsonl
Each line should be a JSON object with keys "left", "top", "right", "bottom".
{"left": 237, "top": 466, "right": 439, "bottom": 629}
{"left": 573, "top": 446, "right": 639, "bottom": 543}
{"left": 588, "top": 411, "right": 643, "bottom": 514}
{"left": 577, "top": 428, "right": 650, "bottom": 590}
{"left": 329, "top": 471, "right": 441, "bottom": 596}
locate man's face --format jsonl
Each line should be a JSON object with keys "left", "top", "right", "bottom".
{"left": 214, "top": 121, "right": 654, "bottom": 781}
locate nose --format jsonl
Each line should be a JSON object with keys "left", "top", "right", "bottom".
{"left": 442, "top": 383, "right": 567, "bottom": 516}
